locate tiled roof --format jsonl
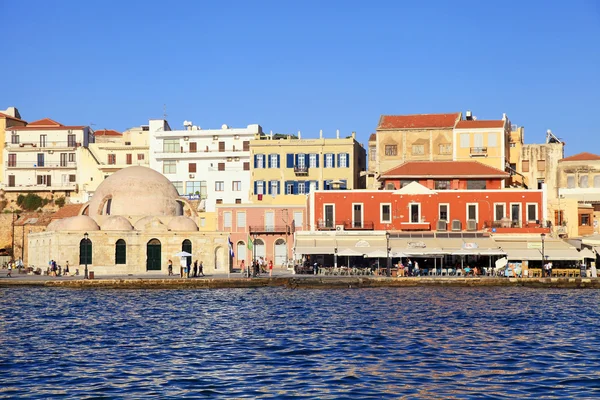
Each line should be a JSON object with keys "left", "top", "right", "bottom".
{"left": 369, "top": 133, "right": 376, "bottom": 141}
{"left": 560, "top": 152, "right": 600, "bottom": 162}
{"left": 0, "top": 112, "right": 27, "bottom": 123}
{"left": 455, "top": 120, "right": 505, "bottom": 129}
{"left": 378, "top": 113, "right": 460, "bottom": 130}
{"left": 27, "top": 118, "right": 63, "bottom": 127}
{"left": 95, "top": 129, "right": 122, "bottom": 136}
{"left": 51, "top": 204, "right": 82, "bottom": 220}
{"left": 380, "top": 161, "right": 510, "bottom": 178}
{"left": 14, "top": 212, "right": 53, "bottom": 227}
{"left": 10, "top": 117, "right": 85, "bottom": 131}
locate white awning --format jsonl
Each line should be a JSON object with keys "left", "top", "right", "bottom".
{"left": 390, "top": 238, "right": 445, "bottom": 256}
{"left": 294, "top": 237, "right": 336, "bottom": 255}
{"left": 580, "top": 248, "right": 596, "bottom": 259}
{"left": 441, "top": 237, "right": 506, "bottom": 256}
{"left": 505, "top": 248, "right": 583, "bottom": 261}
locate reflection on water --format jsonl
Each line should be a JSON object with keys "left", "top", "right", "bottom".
{"left": 1, "top": 287, "right": 600, "bottom": 398}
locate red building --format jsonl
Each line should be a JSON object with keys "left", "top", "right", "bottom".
{"left": 378, "top": 160, "right": 509, "bottom": 191}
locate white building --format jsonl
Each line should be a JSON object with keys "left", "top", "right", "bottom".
{"left": 149, "top": 119, "right": 261, "bottom": 212}
{"left": 2, "top": 118, "right": 94, "bottom": 195}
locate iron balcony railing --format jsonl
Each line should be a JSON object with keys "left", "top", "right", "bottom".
{"left": 6, "top": 161, "right": 78, "bottom": 168}
{"left": 470, "top": 147, "right": 488, "bottom": 155}
{"left": 294, "top": 165, "right": 309, "bottom": 175}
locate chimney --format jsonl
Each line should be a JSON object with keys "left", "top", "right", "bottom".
{"left": 319, "top": 129, "right": 323, "bottom": 139}
{"left": 352, "top": 131, "right": 356, "bottom": 139}
{"left": 269, "top": 130, "right": 273, "bottom": 140}
{"left": 466, "top": 110, "right": 473, "bottom": 121}
{"left": 298, "top": 130, "right": 301, "bottom": 139}
{"left": 502, "top": 113, "right": 507, "bottom": 121}
{"left": 336, "top": 129, "right": 340, "bottom": 139}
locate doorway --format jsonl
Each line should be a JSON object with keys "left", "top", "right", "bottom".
{"left": 146, "top": 238, "right": 161, "bottom": 271}
{"left": 274, "top": 239, "right": 287, "bottom": 266}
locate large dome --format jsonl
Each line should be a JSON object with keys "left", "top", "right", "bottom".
{"left": 87, "top": 166, "right": 183, "bottom": 218}
{"left": 59, "top": 215, "right": 100, "bottom": 231}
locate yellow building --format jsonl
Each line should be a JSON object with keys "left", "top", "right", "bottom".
{"left": 453, "top": 115, "right": 510, "bottom": 173}
{"left": 249, "top": 131, "right": 366, "bottom": 205}
{"left": 0, "top": 107, "right": 27, "bottom": 182}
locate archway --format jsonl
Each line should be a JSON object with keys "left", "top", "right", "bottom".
{"left": 146, "top": 238, "right": 161, "bottom": 271}
{"left": 274, "top": 238, "right": 287, "bottom": 267}
{"left": 79, "top": 238, "right": 92, "bottom": 265}
{"left": 115, "top": 239, "right": 126, "bottom": 265}
{"left": 182, "top": 239, "right": 192, "bottom": 267}
{"left": 237, "top": 241, "right": 246, "bottom": 263}
{"left": 215, "top": 246, "right": 224, "bottom": 271}
{"left": 254, "top": 238, "right": 265, "bottom": 260}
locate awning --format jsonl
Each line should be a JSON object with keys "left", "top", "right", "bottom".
{"left": 580, "top": 248, "right": 596, "bottom": 259}
{"left": 390, "top": 237, "right": 444, "bottom": 256}
{"left": 335, "top": 237, "right": 387, "bottom": 252}
{"left": 295, "top": 237, "right": 336, "bottom": 255}
{"left": 505, "top": 248, "right": 583, "bottom": 261}
{"left": 440, "top": 237, "right": 505, "bottom": 256}
{"left": 337, "top": 248, "right": 365, "bottom": 256}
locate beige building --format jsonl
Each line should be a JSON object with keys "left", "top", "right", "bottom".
{"left": 249, "top": 131, "right": 366, "bottom": 206}
{"left": 0, "top": 107, "right": 27, "bottom": 182}
{"left": 28, "top": 166, "right": 230, "bottom": 276}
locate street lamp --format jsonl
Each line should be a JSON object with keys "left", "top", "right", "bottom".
{"left": 334, "top": 247, "right": 338, "bottom": 269}
{"left": 250, "top": 233, "right": 257, "bottom": 278}
{"left": 11, "top": 207, "right": 15, "bottom": 260}
{"left": 83, "top": 232, "right": 89, "bottom": 279}
{"left": 541, "top": 232, "right": 546, "bottom": 276}
{"left": 386, "top": 231, "right": 391, "bottom": 277}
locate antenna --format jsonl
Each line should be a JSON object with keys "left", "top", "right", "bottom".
{"left": 163, "top": 104, "right": 168, "bottom": 120}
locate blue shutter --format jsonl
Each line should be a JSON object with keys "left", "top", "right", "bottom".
{"left": 323, "top": 180, "right": 328, "bottom": 190}
{"left": 267, "top": 154, "right": 272, "bottom": 168}
{"left": 254, "top": 155, "right": 258, "bottom": 169}
{"left": 295, "top": 154, "right": 299, "bottom": 167}
{"left": 331, "top": 153, "right": 336, "bottom": 168}
{"left": 293, "top": 181, "right": 298, "bottom": 195}
{"left": 306, "top": 181, "right": 310, "bottom": 194}
{"left": 305, "top": 154, "right": 309, "bottom": 167}
{"left": 277, "top": 154, "right": 280, "bottom": 168}
{"left": 267, "top": 180, "right": 272, "bottom": 195}
{"left": 254, "top": 181, "right": 258, "bottom": 195}
{"left": 277, "top": 181, "right": 280, "bottom": 195}
{"left": 313, "top": 180, "right": 319, "bottom": 190}
{"left": 337, "top": 154, "right": 340, "bottom": 168}
{"left": 346, "top": 153, "right": 350, "bottom": 168}
{"left": 287, "top": 154, "right": 294, "bottom": 168}
{"left": 314, "top": 154, "right": 318, "bottom": 168}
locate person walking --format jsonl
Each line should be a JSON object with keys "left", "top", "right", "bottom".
{"left": 198, "top": 261, "right": 205, "bottom": 277}
{"left": 64, "top": 261, "right": 70, "bottom": 276}
{"left": 269, "top": 260, "right": 273, "bottom": 277}
{"left": 193, "top": 260, "right": 198, "bottom": 278}
{"left": 168, "top": 259, "right": 173, "bottom": 276}
{"left": 240, "top": 260, "right": 246, "bottom": 274}
{"left": 7, "top": 262, "right": 12, "bottom": 277}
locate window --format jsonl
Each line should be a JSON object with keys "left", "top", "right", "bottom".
{"left": 439, "top": 204, "right": 449, "bottom": 221}
{"left": 163, "top": 160, "right": 176, "bottom": 174}
{"left": 243, "top": 162, "right": 250, "bottom": 171}
{"left": 381, "top": 204, "right": 391, "bottom": 223}
{"left": 467, "top": 180, "right": 487, "bottom": 190}
{"left": 309, "top": 154, "right": 317, "bottom": 168}
{"left": 339, "top": 153, "right": 348, "bottom": 168}
{"left": 511, "top": 203, "right": 521, "bottom": 224}
{"left": 218, "top": 162, "right": 225, "bottom": 171}
{"left": 409, "top": 203, "right": 420, "bottom": 223}
{"left": 270, "top": 154, "right": 278, "bottom": 168}
{"left": 439, "top": 144, "right": 451, "bottom": 154}
{"left": 115, "top": 239, "right": 126, "bottom": 265}
{"left": 369, "top": 147, "right": 376, "bottom": 161}
{"left": 215, "top": 181, "right": 224, "bottom": 191}
{"left": 67, "top": 134, "right": 76, "bottom": 147}
{"left": 495, "top": 203, "right": 505, "bottom": 221}
{"left": 527, "top": 204, "right": 538, "bottom": 222}
{"left": 200, "top": 218, "right": 206, "bottom": 227}
{"left": 216, "top": 199, "right": 223, "bottom": 204}
{"left": 435, "top": 180, "right": 450, "bottom": 190}
{"left": 286, "top": 182, "right": 294, "bottom": 194}
{"left": 11, "top": 134, "right": 19, "bottom": 144}
{"left": 324, "top": 204, "right": 335, "bottom": 228}
{"left": 69, "top": 153, "right": 76, "bottom": 162}
{"left": 189, "top": 142, "right": 197, "bottom": 153}
{"left": 554, "top": 210, "right": 564, "bottom": 226}
{"left": 537, "top": 160, "right": 546, "bottom": 171}
{"left": 173, "top": 181, "right": 183, "bottom": 194}
{"left": 235, "top": 198, "right": 241, "bottom": 204}
{"left": 126, "top": 154, "right": 132, "bottom": 165}
{"left": 580, "top": 175, "right": 589, "bottom": 188}
{"left": 297, "top": 154, "right": 306, "bottom": 168}
{"left": 79, "top": 237, "right": 92, "bottom": 265}
{"left": 60, "top": 153, "right": 67, "bottom": 167}
{"left": 325, "top": 153, "right": 334, "bottom": 168}
{"left": 400, "top": 180, "right": 414, "bottom": 188}
{"left": 237, "top": 212, "right": 246, "bottom": 228}
{"left": 69, "top": 175, "right": 76, "bottom": 182}
{"left": 108, "top": 154, "right": 116, "bottom": 165}
{"left": 467, "top": 204, "right": 478, "bottom": 222}
{"left": 256, "top": 181, "right": 265, "bottom": 195}
{"left": 40, "top": 134, "right": 47, "bottom": 147}
{"left": 189, "top": 163, "right": 197, "bottom": 173}
{"left": 243, "top": 141, "right": 249, "bottom": 151}
{"left": 8, "top": 175, "right": 15, "bottom": 187}
{"left": 224, "top": 212, "right": 232, "bottom": 228}
{"left": 385, "top": 145, "right": 397, "bottom": 156}
{"left": 386, "top": 183, "right": 395, "bottom": 190}
{"left": 137, "top": 154, "right": 145, "bottom": 161}
{"left": 509, "top": 163, "right": 516, "bottom": 171}
{"left": 37, "top": 153, "right": 45, "bottom": 167}
{"left": 412, "top": 144, "right": 424, "bottom": 155}
{"left": 294, "top": 211, "right": 303, "bottom": 229}
{"left": 567, "top": 175, "right": 575, "bottom": 188}
{"left": 537, "top": 179, "right": 544, "bottom": 190}
{"left": 580, "top": 214, "right": 590, "bottom": 226}
{"left": 237, "top": 241, "right": 246, "bottom": 260}
{"left": 522, "top": 160, "right": 530, "bottom": 172}
{"left": 163, "top": 139, "right": 179, "bottom": 153}
{"left": 298, "top": 182, "right": 306, "bottom": 194}
{"left": 218, "top": 141, "right": 225, "bottom": 152}
{"left": 488, "top": 133, "right": 498, "bottom": 147}
{"left": 460, "top": 133, "right": 470, "bottom": 148}
{"left": 185, "top": 181, "right": 206, "bottom": 197}
{"left": 474, "top": 133, "right": 483, "bottom": 149}
{"left": 8, "top": 154, "right": 16, "bottom": 167}
{"left": 510, "top": 143, "right": 516, "bottom": 148}
{"left": 256, "top": 154, "right": 264, "bottom": 168}
{"left": 232, "top": 181, "right": 241, "bottom": 191}
{"left": 594, "top": 176, "right": 600, "bottom": 188}
{"left": 270, "top": 180, "right": 278, "bottom": 195}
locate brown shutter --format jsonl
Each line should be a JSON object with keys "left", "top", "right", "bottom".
{"left": 219, "top": 142, "right": 225, "bottom": 152}
{"left": 243, "top": 141, "right": 249, "bottom": 151}
{"left": 243, "top": 162, "right": 250, "bottom": 171}
{"left": 190, "top": 142, "right": 197, "bottom": 153}
{"left": 126, "top": 154, "right": 132, "bottom": 165}
{"left": 189, "top": 163, "right": 197, "bottom": 173}
{"left": 218, "top": 163, "right": 225, "bottom": 171}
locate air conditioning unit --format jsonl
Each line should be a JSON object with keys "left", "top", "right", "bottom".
{"left": 189, "top": 174, "right": 195, "bottom": 178}
{"left": 437, "top": 220, "right": 447, "bottom": 231}
{"left": 467, "top": 219, "right": 477, "bottom": 231}
{"left": 19, "top": 143, "right": 24, "bottom": 147}
{"left": 336, "top": 225, "right": 344, "bottom": 231}
{"left": 451, "top": 220, "right": 462, "bottom": 231}
{"left": 183, "top": 136, "right": 189, "bottom": 141}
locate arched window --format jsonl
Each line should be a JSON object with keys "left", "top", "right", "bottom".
{"left": 115, "top": 239, "right": 126, "bottom": 265}
{"left": 146, "top": 238, "right": 161, "bottom": 271}
{"left": 79, "top": 238, "right": 92, "bottom": 265}
{"left": 254, "top": 238, "right": 265, "bottom": 259}
{"left": 182, "top": 239, "right": 192, "bottom": 267}
{"left": 274, "top": 238, "right": 287, "bottom": 266}
{"left": 237, "top": 241, "right": 246, "bottom": 261}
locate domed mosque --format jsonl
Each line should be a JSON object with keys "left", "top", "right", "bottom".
{"left": 28, "top": 166, "right": 230, "bottom": 276}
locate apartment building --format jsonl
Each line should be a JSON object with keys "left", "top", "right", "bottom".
{"left": 148, "top": 119, "right": 260, "bottom": 213}
{"left": 249, "top": 131, "right": 366, "bottom": 206}
{"left": 0, "top": 107, "right": 27, "bottom": 181}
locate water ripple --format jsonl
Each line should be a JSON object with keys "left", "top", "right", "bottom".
{"left": 1, "top": 287, "right": 600, "bottom": 398}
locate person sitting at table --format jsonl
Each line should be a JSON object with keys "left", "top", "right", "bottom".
{"left": 464, "top": 265, "right": 472, "bottom": 276}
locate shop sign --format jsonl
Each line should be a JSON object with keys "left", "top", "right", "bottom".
{"left": 527, "top": 242, "right": 542, "bottom": 249}
{"left": 355, "top": 240, "right": 370, "bottom": 248}
{"left": 408, "top": 241, "right": 426, "bottom": 248}
{"left": 463, "top": 242, "right": 479, "bottom": 249}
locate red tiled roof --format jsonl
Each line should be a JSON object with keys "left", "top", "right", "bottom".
{"left": 378, "top": 113, "right": 460, "bottom": 130}
{"left": 369, "top": 133, "right": 376, "bottom": 141}
{"left": 380, "top": 161, "right": 510, "bottom": 178}
{"left": 455, "top": 120, "right": 505, "bottom": 129}
{"left": 28, "top": 118, "right": 63, "bottom": 127}
{"left": 560, "top": 152, "right": 600, "bottom": 162}
{"left": 10, "top": 117, "right": 85, "bottom": 131}
{"left": 51, "top": 204, "right": 82, "bottom": 220}
{"left": 0, "top": 112, "right": 27, "bottom": 123}
{"left": 95, "top": 129, "right": 122, "bottom": 136}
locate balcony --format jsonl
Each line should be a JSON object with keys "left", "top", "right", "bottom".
{"left": 2, "top": 183, "right": 77, "bottom": 192}
{"left": 316, "top": 220, "right": 374, "bottom": 231}
{"left": 484, "top": 220, "right": 549, "bottom": 234}
{"left": 249, "top": 225, "right": 290, "bottom": 234}
{"left": 5, "top": 141, "right": 80, "bottom": 150}
{"left": 294, "top": 165, "right": 309, "bottom": 176}
{"left": 6, "top": 161, "right": 77, "bottom": 169}
{"left": 470, "top": 147, "right": 487, "bottom": 157}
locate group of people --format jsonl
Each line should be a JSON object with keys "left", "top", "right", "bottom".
{"left": 167, "top": 258, "right": 204, "bottom": 278}
{"left": 240, "top": 257, "right": 274, "bottom": 277}
{"left": 47, "top": 260, "right": 71, "bottom": 277}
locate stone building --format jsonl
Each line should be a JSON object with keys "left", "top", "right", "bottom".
{"left": 28, "top": 166, "right": 230, "bottom": 276}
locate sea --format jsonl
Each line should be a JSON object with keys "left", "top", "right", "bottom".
{"left": 1, "top": 286, "right": 599, "bottom": 399}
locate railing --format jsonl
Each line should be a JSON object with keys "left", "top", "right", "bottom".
{"left": 3, "top": 182, "right": 77, "bottom": 190}
{"left": 5, "top": 141, "right": 80, "bottom": 149}
{"left": 249, "top": 225, "right": 289, "bottom": 234}
{"left": 470, "top": 147, "right": 487, "bottom": 155}
{"left": 6, "top": 161, "right": 78, "bottom": 168}
{"left": 294, "top": 165, "right": 309, "bottom": 175}
{"left": 485, "top": 220, "right": 543, "bottom": 229}
{"left": 154, "top": 148, "right": 245, "bottom": 154}
{"left": 344, "top": 221, "right": 375, "bottom": 230}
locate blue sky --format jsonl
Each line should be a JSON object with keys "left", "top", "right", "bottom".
{"left": 2, "top": 0, "right": 599, "bottom": 155}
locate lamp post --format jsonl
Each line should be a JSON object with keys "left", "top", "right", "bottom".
{"left": 386, "top": 231, "right": 391, "bottom": 277}
{"left": 83, "top": 232, "right": 89, "bottom": 279}
{"left": 250, "top": 233, "right": 257, "bottom": 278}
{"left": 541, "top": 232, "right": 546, "bottom": 276}
{"left": 11, "top": 207, "right": 15, "bottom": 260}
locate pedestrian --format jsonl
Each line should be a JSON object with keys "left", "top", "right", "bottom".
{"left": 64, "top": 261, "right": 70, "bottom": 276}
{"left": 407, "top": 259, "right": 413, "bottom": 277}
{"left": 180, "top": 258, "right": 185, "bottom": 278}
{"left": 198, "top": 261, "right": 205, "bottom": 277}
{"left": 548, "top": 261, "right": 553, "bottom": 277}
{"left": 193, "top": 260, "right": 198, "bottom": 278}
{"left": 7, "top": 262, "right": 12, "bottom": 277}
{"left": 168, "top": 259, "right": 173, "bottom": 276}
{"left": 414, "top": 260, "right": 420, "bottom": 277}
{"left": 240, "top": 260, "right": 246, "bottom": 274}
{"left": 269, "top": 259, "right": 273, "bottom": 277}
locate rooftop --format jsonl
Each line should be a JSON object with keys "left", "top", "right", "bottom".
{"left": 377, "top": 113, "right": 460, "bottom": 130}
{"left": 455, "top": 120, "right": 505, "bottom": 129}
{"left": 0, "top": 112, "right": 27, "bottom": 123}
{"left": 380, "top": 160, "right": 510, "bottom": 178}
{"left": 9, "top": 118, "right": 85, "bottom": 131}
{"left": 560, "top": 152, "right": 600, "bottom": 162}
{"left": 369, "top": 133, "right": 376, "bottom": 141}
{"left": 95, "top": 129, "right": 122, "bottom": 137}
{"left": 51, "top": 204, "right": 83, "bottom": 220}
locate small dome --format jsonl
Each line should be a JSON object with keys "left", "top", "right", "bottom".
{"left": 46, "top": 219, "right": 64, "bottom": 231}
{"left": 134, "top": 216, "right": 168, "bottom": 232}
{"left": 59, "top": 215, "right": 100, "bottom": 231}
{"left": 167, "top": 216, "right": 199, "bottom": 232}
{"left": 101, "top": 216, "right": 134, "bottom": 231}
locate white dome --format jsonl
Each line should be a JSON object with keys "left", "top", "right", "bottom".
{"left": 87, "top": 166, "right": 183, "bottom": 218}
{"left": 101, "top": 216, "right": 134, "bottom": 231}
{"left": 167, "top": 216, "right": 199, "bottom": 232}
{"left": 59, "top": 215, "right": 100, "bottom": 231}
{"left": 134, "top": 216, "right": 168, "bottom": 232}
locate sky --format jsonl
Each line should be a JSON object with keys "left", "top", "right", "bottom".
{"left": 1, "top": 0, "right": 599, "bottom": 155}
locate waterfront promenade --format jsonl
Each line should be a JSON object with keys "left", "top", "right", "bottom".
{"left": 1, "top": 270, "right": 599, "bottom": 289}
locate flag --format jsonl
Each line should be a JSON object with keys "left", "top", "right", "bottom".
{"left": 247, "top": 233, "right": 253, "bottom": 250}
{"left": 228, "top": 236, "right": 235, "bottom": 258}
